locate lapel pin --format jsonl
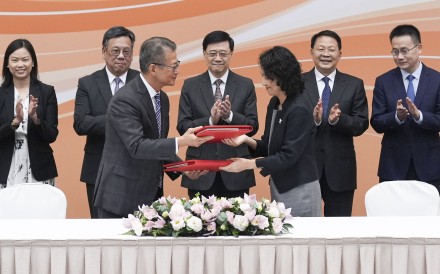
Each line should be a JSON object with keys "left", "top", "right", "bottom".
{"left": 279, "top": 118, "right": 282, "bottom": 124}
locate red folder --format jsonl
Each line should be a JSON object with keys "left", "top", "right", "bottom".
{"left": 163, "top": 160, "right": 233, "bottom": 172}
{"left": 194, "top": 125, "right": 253, "bottom": 143}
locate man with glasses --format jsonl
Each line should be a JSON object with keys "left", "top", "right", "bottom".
{"left": 74, "top": 26, "right": 139, "bottom": 218}
{"left": 371, "top": 24, "right": 440, "bottom": 192}
{"left": 93, "top": 37, "right": 212, "bottom": 218}
{"left": 303, "top": 30, "right": 369, "bottom": 216}
{"left": 177, "top": 30, "right": 259, "bottom": 199}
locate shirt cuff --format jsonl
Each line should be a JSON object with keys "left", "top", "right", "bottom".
{"left": 224, "top": 112, "right": 233, "bottom": 123}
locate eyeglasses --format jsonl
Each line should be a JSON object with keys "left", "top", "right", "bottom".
{"left": 109, "top": 48, "right": 132, "bottom": 57}
{"left": 391, "top": 44, "right": 419, "bottom": 56}
{"left": 152, "top": 61, "right": 181, "bottom": 72}
{"left": 205, "top": 51, "right": 231, "bottom": 58}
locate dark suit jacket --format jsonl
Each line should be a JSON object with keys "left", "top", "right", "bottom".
{"left": 254, "top": 94, "right": 318, "bottom": 194}
{"left": 370, "top": 64, "right": 440, "bottom": 181}
{"left": 93, "top": 75, "right": 180, "bottom": 217}
{"left": 0, "top": 81, "right": 58, "bottom": 184}
{"left": 303, "top": 69, "right": 369, "bottom": 191}
{"left": 177, "top": 70, "right": 258, "bottom": 191}
{"left": 73, "top": 67, "right": 139, "bottom": 185}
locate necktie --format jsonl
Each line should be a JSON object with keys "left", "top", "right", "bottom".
{"left": 321, "top": 77, "right": 331, "bottom": 119}
{"left": 154, "top": 93, "right": 161, "bottom": 138}
{"left": 214, "top": 79, "right": 223, "bottom": 101}
{"left": 114, "top": 77, "right": 122, "bottom": 93}
{"left": 407, "top": 75, "right": 415, "bottom": 101}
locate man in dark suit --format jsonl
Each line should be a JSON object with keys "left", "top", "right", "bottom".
{"left": 74, "top": 26, "right": 139, "bottom": 218}
{"left": 303, "top": 30, "right": 369, "bottom": 216}
{"left": 93, "top": 37, "right": 212, "bottom": 219}
{"left": 177, "top": 31, "right": 258, "bottom": 199}
{"left": 371, "top": 24, "right": 440, "bottom": 192}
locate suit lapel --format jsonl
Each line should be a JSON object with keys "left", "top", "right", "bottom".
{"left": 414, "top": 64, "right": 431, "bottom": 106}
{"left": 330, "top": 70, "right": 346, "bottom": 107}
{"left": 4, "top": 85, "right": 15, "bottom": 120}
{"left": 96, "top": 68, "right": 113, "bottom": 106}
{"left": 224, "top": 71, "right": 238, "bottom": 102}
{"left": 200, "top": 72, "right": 215, "bottom": 111}
{"left": 136, "top": 77, "right": 161, "bottom": 138}
{"left": 304, "top": 70, "right": 320, "bottom": 104}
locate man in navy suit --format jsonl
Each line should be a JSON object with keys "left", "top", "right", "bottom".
{"left": 303, "top": 30, "right": 369, "bottom": 216}
{"left": 177, "top": 31, "right": 258, "bottom": 199}
{"left": 73, "top": 26, "right": 139, "bottom": 218}
{"left": 371, "top": 24, "right": 440, "bottom": 192}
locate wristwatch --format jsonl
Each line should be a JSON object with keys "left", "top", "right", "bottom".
{"left": 10, "top": 118, "right": 20, "bottom": 130}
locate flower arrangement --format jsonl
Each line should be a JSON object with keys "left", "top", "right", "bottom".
{"left": 123, "top": 193, "right": 293, "bottom": 237}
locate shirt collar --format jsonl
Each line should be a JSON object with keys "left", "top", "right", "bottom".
{"left": 140, "top": 73, "right": 159, "bottom": 98}
{"left": 105, "top": 67, "right": 128, "bottom": 85}
{"left": 314, "top": 68, "right": 336, "bottom": 83}
{"left": 400, "top": 62, "right": 422, "bottom": 80}
{"left": 208, "top": 69, "right": 229, "bottom": 85}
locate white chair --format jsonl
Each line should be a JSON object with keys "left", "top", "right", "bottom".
{"left": 0, "top": 183, "right": 67, "bottom": 219}
{"left": 365, "top": 180, "right": 440, "bottom": 216}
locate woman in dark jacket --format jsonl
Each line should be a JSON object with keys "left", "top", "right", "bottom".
{"left": 0, "top": 39, "right": 58, "bottom": 188}
{"left": 221, "top": 46, "right": 321, "bottom": 216}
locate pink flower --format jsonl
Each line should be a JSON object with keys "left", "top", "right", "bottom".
{"left": 251, "top": 215, "right": 269, "bottom": 229}
{"left": 153, "top": 217, "right": 166, "bottom": 229}
{"left": 142, "top": 207, "right": 158, "bottom": 220}
{"left": 272, "top": 218, "right": 283, "bottom": 234}
{"left": 226, "top": 211, "right": 235, "bottom": 224}
{"left": 206, "top": 221, "right": 216, "bottom": 232}
{"left": 201, "top": 210, "right": 215, "bottom": 222}
{"left": 190, "top": 203, "right": 205, "bottom": 215}
{"left": 244, "top": 209, "right": 256, "bottom": 221}
{"left": 243, "top": 193, "right": 257, "bottom": 206}
{"left": 145, "top": 221, "right": 155, "bottom": 232}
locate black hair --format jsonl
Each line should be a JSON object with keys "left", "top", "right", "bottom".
{"left": 139, "top": 37, "right": 176, "bottom": 73}
{"left": 102, "top": 26, "right": 136, "bottom": 49}
{"left": 202, "top": 31, "right": 234, "bottom": 52}
{"left": 2, "top": 39, "right": 39, "bottom": 87}
{"left": 311, "top": 30, "right": 342, "bottom": 50}
{"left": 389, "top": 24, "right": 421, "bottom": 44}
{"left": 259, "top": 46, "right": 304, "bottom": 97}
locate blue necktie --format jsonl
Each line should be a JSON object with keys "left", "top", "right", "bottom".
{"left": 154, "top": 93, "right": 161, "bottom": 138}
{"left": 114, "top": 77, "right": 122, "bottom": 93}
{"left": 407, "top": 75, "right": 415, "bottom": 101}
{"left": 321, "top": 77, "right": 331, "bottom": 119}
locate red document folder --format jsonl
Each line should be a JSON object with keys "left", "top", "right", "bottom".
{"left": 194, "top": 125, "right": 253, "bottom": 143}
{"left": 163, "top": 160, "right": 233, "bottom": 172}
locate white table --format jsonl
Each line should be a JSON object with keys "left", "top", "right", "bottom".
{"left": 1, "top": 217, "right": 440, "bottom": 274}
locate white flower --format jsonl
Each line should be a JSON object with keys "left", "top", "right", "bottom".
{"left": 267, "top": 203, "right": 281, "bottom": 218}
{"left": 122, "top": 214, "right": 144, "bottom": 236}
{"left": 243, "top": 193, "right": 257, "bottom": 206}
{"left": 169, "top": 201, "right": 186, "bottom": 220}
{"left": 251, "top": 215, "right": 269, "bottom": 229}
{"left": 272, "top": 218, "right": 283, "bottom": 234}
{"left": 171, "top": 217, "right": 186, "bottom": 231}
{"left": 190, "top": 196, "right": 201, "bottom": 204}
{"left": 232, "top": 215, "right": 249, "bottom": 231}
{"left": 186, "top": 216, "right": 203, "bottom": 232}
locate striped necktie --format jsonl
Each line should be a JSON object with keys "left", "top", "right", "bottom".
{"left": 154, "top": 93, "right": 161, "bottom": 138}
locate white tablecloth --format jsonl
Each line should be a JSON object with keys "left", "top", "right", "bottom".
{"left": 1, "top": 217, "right": 440, "bottom": 274}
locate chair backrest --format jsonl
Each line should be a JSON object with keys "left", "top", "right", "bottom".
{"left": 365, "top": 180, "right": 440, "bottom": 216}
{"left": 0, "top": 183, "right": 67, "bottom": 219}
